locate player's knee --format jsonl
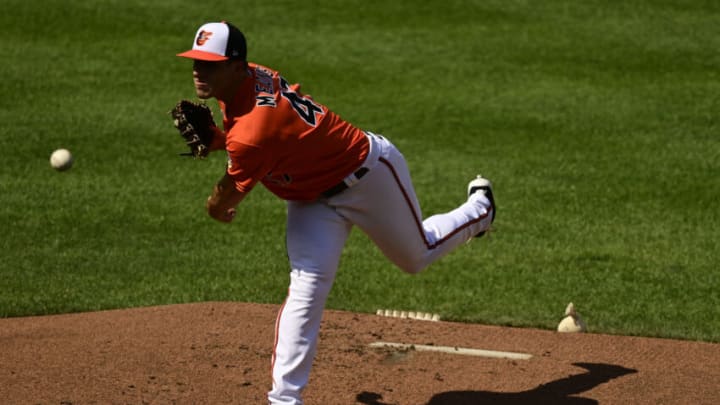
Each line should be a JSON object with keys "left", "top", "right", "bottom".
{"left": 397, "top": 259, "right": 427, "bottom": 275}
{"left": 288, "top": 267, "right": 335, "bottom": 299}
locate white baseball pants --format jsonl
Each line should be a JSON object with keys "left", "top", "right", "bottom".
{"left": 268, "top": 134, "right": 493, "bottom": 404}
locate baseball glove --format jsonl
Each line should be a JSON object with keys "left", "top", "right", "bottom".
{"left": 170, "top": 100, "right": 217, "bottom": 158}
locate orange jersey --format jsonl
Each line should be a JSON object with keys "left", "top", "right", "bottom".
{"left": 218, "top": 63, "right": 369, "bottom": 201}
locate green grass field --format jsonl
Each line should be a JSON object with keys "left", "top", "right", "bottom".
{"left": 1, "top": 0, "right": 718, "bottom": 342}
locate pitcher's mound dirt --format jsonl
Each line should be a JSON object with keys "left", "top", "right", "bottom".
{"left": 1, "top": 302, "right": 718, "bottom": 404}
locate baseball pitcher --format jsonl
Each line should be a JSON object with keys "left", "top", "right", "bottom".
{"left": 172, "top": 21, "right": 496, "bottom": 405}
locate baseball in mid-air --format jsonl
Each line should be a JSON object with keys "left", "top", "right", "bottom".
{"left": 50, "top": 148, "right": 74, "bottom": 171}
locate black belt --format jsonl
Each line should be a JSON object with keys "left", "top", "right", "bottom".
{"left": 321, "top": 167, "right": 369, "bottom": 198}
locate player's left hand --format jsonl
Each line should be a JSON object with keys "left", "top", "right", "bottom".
{"left": 170, "top": 100, "right": 217, "bottom": 158}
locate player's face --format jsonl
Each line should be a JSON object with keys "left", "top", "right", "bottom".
{"left": 192, "top": 59, "right": 244, "bottom": 100}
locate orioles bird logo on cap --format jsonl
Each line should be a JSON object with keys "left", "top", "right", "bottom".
{"left": 196, "top": 30, "right": 213, "bottom": 46}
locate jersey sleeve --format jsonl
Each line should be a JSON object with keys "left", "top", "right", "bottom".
{"left": 225, "top": 140, "right": 273, "bottom": 193}
{"left": 209, "top": 126, "right": 227, "bottom": 151}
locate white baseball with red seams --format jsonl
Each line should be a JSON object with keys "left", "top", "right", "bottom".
{"left": 50, "top": 148, "right": 73, "bottom": 171}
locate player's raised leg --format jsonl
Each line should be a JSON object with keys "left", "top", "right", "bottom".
{"left": 330, "top": 135, "right": 494, "bottom": 274}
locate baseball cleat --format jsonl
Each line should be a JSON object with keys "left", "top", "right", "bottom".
{"left": 467, "top": 175, "right": 495, "bottom": 237}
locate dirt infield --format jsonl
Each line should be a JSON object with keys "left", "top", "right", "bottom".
{"left": 1, "top": 302, "right": 718, "bottom": 404}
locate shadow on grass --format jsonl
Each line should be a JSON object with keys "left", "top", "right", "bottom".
{"left": 356, "top": 362, "right": 637, "bottom": 405}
